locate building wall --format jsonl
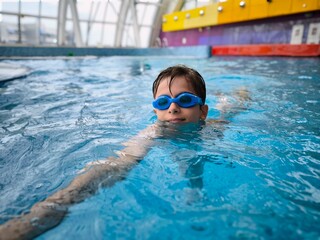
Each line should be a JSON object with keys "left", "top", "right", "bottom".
{"left": 160, "top": 12, "right": 320, "bottom": 47}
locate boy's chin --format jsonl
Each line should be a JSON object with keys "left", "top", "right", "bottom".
{"left": 156, "top": 119, "right": 205, "bottom": 130}
{"left": 155, "top": 120, "right": 204, "bottom": 139}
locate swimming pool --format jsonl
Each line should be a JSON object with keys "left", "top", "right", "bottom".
{"left": 0, "top": 56, "right": 319, "bottom": 239}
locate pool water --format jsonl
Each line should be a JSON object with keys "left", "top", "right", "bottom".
{"left": 0, "top": 56, "right": 319, "bottom": 239}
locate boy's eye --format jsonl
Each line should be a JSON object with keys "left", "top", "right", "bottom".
{"left": 179, "top": 96, "right": 192, "bottom": 104}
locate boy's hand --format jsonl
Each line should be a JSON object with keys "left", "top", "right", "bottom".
{"left": 234, "top": 87, "right": 251, "bottom": 101}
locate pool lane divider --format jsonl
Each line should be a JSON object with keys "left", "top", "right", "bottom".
{"left": 211, "top": 44, "right": 320, "bottom": 57}
{"left": 0, "top": 46, "right": 212, "bottom": 58}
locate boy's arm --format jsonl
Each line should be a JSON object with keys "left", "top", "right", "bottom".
{"left": 0, "top": 125, "right": 158, "bottom": 240}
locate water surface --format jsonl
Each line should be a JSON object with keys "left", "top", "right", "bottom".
{"left": 0, "top": 56, "right": 319, "bottom": 239}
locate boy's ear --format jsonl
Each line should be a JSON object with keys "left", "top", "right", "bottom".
{"left": 200, "top": 104, "right": 209, "bottom": 120}
{"left": 154, "top": 109, "right": 159, "bottom": 116}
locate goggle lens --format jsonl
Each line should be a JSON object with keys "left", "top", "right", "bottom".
{"left": 157, "top": 97, "right": 169, "bottom": 108}
{"left": 179, "top": 95, "right": 192, "bottom": 105}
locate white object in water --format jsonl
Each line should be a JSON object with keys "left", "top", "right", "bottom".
{"left": 0, "top": 63, "right": 30, "bottom": 82}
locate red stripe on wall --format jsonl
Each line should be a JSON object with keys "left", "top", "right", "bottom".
{"left": 212, "top": 44, "right": 320, "bottom": 57}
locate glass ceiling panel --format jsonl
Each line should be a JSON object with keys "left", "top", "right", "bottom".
{"left": 0, "top": 0, "right": 170, "bottom": 47}
{"left": 39, "top": 2, "right": 58, "bottom": 17}
{"left": 0, "top": 1, "right": 18, "bottom": 12}
{"left": 21, "top": 1, "right": 39, "bottom": 15}
{"left": 182, "top": 0, "right": 213, "bottom": 10}
{"left": 105, "top": 1, "right": 121, "bottom": 23}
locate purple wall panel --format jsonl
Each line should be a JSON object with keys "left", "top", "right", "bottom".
{"left": 160, "top": 12, "right": 320, "bottom": 46}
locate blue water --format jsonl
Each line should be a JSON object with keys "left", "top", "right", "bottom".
{"left": 0, "top": 57, "right": 319, "bottom": 239}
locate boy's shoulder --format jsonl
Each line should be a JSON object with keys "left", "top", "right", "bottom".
{"left": 206, "top": 119, "right": 230, "bottom": 125}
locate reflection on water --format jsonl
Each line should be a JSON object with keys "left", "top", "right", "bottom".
{"left": 0, "top": 57, "right": 319, "bottom": 239}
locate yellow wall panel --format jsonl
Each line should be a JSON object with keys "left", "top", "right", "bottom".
{"left": 232, "top": 0, "right": 250, "bottom": 22}
{"left": 249, "top": 0, "right": 269, "bottom": 19}
{"left": 217, "top": 0, "right": 234, "bottom": 24}
{"left": 162, "top": 4, "right": 219, "bottom": 32}
{"left": 268, "top": 0, "right": 292, "bottom": 16}
{"left": 184, "top": 5, "right": 218, "bottom": 29}
{"left": 161, "top": 1, "right": 320, "bottom": 32}
{"left": 162, "top": 11, "right": 185, "bottom": 32}
{"left": 291, "top": 0, "right": 319, "bottom": 13}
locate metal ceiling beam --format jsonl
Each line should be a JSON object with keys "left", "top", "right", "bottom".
{"left": 114, "top": 0, "right": 130, "bottom": 47}
{"left": 114, "top": 0, "right": 141, "bottom": 47}
{"left": 130, "top": 0, "right": 141, "bottom": 47}
{"left": 57, "top": 0, "right": 67, "bottom": 45}
{"left": 68, "top": 0, "right": 83, "bottom": 47}
{"left": 173, "top": 0, "right": 185, "bottom": 12}
{"left": 149, "top": 0, "right": 171, "bottom": 47}
{"left": 57, "top": 0, "right": 83, "bottom": 47}
{"left": 86, "top": 1, "right": 101, "bottom": 46}
{"left": 100, "top": 1, "right": 109, "bottom": 46}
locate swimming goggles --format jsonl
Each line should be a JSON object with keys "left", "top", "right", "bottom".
{"left": 153, "top": 92, "right": 203, "bottom": 110}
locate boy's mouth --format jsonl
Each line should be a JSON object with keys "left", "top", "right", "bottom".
{"left": 167, "top": 118, "right": 186, "bottom": 123}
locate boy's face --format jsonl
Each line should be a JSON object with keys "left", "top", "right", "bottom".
{"left": 154, "top": 76, "right": 208, "bottom": 123}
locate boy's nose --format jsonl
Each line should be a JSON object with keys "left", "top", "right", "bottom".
{"left": 168, "top": 102, "right": 180, "bottom": 113}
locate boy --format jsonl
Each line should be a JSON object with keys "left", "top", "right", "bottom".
{"left": 0, "top": 65, "right": 248, "bottom": 239}
{"left": 152, "top": 65, "right": 208, "bottom": 124}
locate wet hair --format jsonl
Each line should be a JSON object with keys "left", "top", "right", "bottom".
{"left": 152, "top": 65, "right": 206, "bottom": 104}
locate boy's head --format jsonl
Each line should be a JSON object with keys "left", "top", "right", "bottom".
{"left": 152, "top": 65, "right": 208, "bottom": 123}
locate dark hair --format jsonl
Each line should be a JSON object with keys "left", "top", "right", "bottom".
{"left": 152, "top": 65, "right": 206, "bottom": 104}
